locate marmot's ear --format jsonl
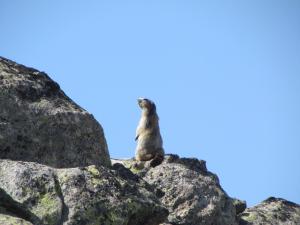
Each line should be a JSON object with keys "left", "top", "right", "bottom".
{"left": 151, "top": 102, "right": 156, "bottom": 110}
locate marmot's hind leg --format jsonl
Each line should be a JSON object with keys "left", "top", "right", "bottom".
{"left": 136, "top": 149, "right": 154, "bottom": 161}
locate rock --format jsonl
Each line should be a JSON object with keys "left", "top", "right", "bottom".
{"left": 0, "top": 160, "right": 64, "bottom": 225}
{"left": 232, "top": 198, "right": 247, "bottom": 214}
{"left": 58, "top": 164, "right": 168, "bottom": 225}
{"left": 114, "top": 154, "right": 239, "bottom": 225}
{"left": 0, "top": 56, "right": 110, "bottom": 168}
{"left": 0, "top": 159, "right": 168, "bottom": 225}
{"left": 238, "top": 197, "right": 300, "bottom": 225}
{"left": 0, "top": 214, "right": 33, "bottom": 225}
{"left": 0, "top": 187, "right": 41, "bottom": 224}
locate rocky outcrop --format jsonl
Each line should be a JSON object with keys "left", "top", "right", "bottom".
{"left": 232, "top": 198, "right": 247, "bottom": 215}
{"left": 239, "top": 197, "right": 300, "bottom": 225}
{"left": 0, "top": 159, "right": 168, "bottom": 225}
{"left": 0, "top": 187, "right": 40, "bottom": 225}
{"left": 0, "top": 56, "right": 110, "bottom": 168}
{"left": 1, "top": 57, "right": 299, "bottom": 225}
{"left": 2, "top": 155, "right": 300, "bottom": 225}
{"left": 113, "top": 155, "right": 239, "bottom": 225}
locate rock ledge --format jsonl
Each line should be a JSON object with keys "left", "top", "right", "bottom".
{"left": 0, "top": 56, "right": 110, "bottom": 168}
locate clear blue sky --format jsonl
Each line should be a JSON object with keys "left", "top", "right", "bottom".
{"left": 1, "top": 1, "right": 299, "bottom": 207}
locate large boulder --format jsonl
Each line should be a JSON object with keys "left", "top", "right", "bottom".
{"left": 113, "top": 154, "right": 239, "bottom": 225}
{"left": 238, "top": 197, "right": 300, "bottom": 225}
{"left": 0, "top": 187, "right": 40, "bottom": 225}
{"left": 0, "top": 159, "right": 168, "bottom": 225}
{"left": 0, "top": 214, "right": 33, "bottom": 225}
{"left": 0, "top": 56, "right": 110, "bottom": 168}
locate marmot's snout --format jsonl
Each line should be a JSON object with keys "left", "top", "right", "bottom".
{"left": 137, "top": 97, "right": 144, "bottom": 105}
{"left": 137, "top": 97, "right": 152, "bottom": 109}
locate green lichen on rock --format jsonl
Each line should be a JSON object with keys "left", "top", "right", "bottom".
{"left": 87, "top": 165, "right": 101, "bottom": 176}
{"left": 238, "top": 197, "right": 300, "bottom": 225}
{"left": 86, "top": 165, "right": 105, "bottom": 187}
{"left": 32, "top": 193, "right": 61, "bottom": 225}
{"left": 111, "top": 159, "right": 145, "bottom": 175}
{"left": 129, "top": 166, "right": 142, "bottom": 174}
{"left": 106, "top": 210, "right": 125, "bottom": 225}
{"left": 240, "top": 212, "right": 257, "bottom": 222}
{"left": 72, "top": 204, "right": 130, "bottom": 225}
{"left": 56, "top": 170, "right": 70, "bottom": 184}
{"left": 0, "top": 160, "right": 63, "bottom": 225}
{"left": 77, "top": 206, "right": 105, "bottom": 225}
{"left": 56, "top": 164, "right": 168, "bottom": 225}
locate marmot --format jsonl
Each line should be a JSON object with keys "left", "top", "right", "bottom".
{"left": 135, "top": 98, "right": 164, "bottom": 167}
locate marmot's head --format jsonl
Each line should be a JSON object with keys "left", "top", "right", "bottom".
{"left": 137, "top": 98, "right": 156, "bottom": 113}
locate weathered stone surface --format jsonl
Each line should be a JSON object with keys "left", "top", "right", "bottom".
{"left": 239, "top": 197, "right": 300, "bottom": 225}
{"left": 0, "top": 213, "right": 33, "bottom": 225}
{"left": 0, "top": 187, "right": 40, "bottom": 225}
{"left": 0, "top": 160, "right": 64, "bottom": 225}
{"left": 0, "top": 159, "right": 168, "bottom": 225}
{"left": 114, "top": 154, "right": 239, "bottom": 225}
{"left": 0, "top": 56, "right": 110, "bottom": 168}
{"left": 233, "top": 198, "right": 247, "bottom": 214}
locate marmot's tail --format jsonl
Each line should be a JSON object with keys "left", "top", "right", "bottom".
{"left": 150, "top": 152, "right": 164, "bottom": 167}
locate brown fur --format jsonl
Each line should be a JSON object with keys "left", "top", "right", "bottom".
{"left": 135, "top": 98, "right": 164, "bottom": 166}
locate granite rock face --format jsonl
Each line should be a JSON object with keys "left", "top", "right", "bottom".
{"left": 114, "top": 155, "right": 239, "bottom": 225}
{"left": 0, "top": 159, "right": 168, "bottom": 225}
{"left": 0, "top": 56, "right": 110, "bottom": 168}
{"left": 0, "top": 187, "right": 39, "bottom": 225}
{"left": 239, "top": 197, "right": 300, "bottom": 225}
{"left": 144, "top": 155, "right": 238, "bottom": 225}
